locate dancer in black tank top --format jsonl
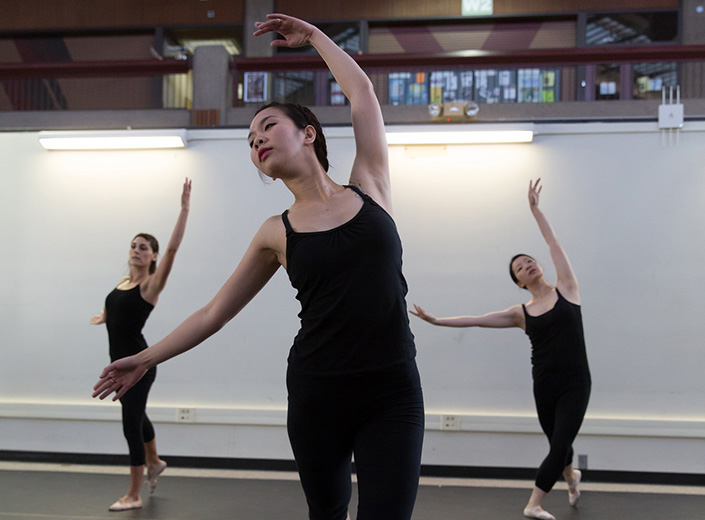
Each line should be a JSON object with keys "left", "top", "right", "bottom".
{"left": 90, "top": 178, "right": 191, "bottom": 512}
{"left": 93, "top": 14, "right": 423, "bottom": 520}
{"left": 412, "top": 179, "right": 590, "bottom": 520}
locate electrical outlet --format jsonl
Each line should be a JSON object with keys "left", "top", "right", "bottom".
{"left": 440, "top": 415, "right": 461, "bottom": 430}
{"left": 176, "top": 408, "right": 195, "bottom": 423}
{"left": 578, "top": 454, "right": 588, "bottom": 470}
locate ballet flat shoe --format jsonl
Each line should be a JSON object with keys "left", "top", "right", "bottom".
{"left": 109, "top": 498, "right": 142, "bottom": 511}
{"left": 146, "top": 460, "right": 167, "bottom": 494}
{"left": 569, "top": 468, "right": 582, "bottom": 507}
{"left": 523, "top": 506, "right": 556, "bottom": 520}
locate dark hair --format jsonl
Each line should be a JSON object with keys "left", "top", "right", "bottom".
{"left": 509, "top": 253, "right": 535, "bottom": 288}
{"left": 254, "top": 102, "right": 329, "bottom": 172}
{"left": 133, "top": 233, "right": 159, "bottom": 274}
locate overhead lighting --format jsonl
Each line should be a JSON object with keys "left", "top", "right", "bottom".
{"left": 38, "top": 129, "right": 188, "bottom": 150}
{"left": 386, "top": 125, "right": 534, "bottom": 145}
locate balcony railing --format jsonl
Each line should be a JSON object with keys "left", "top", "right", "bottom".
{"left": 0, "top": 45, "right": 704, "bottom": 114}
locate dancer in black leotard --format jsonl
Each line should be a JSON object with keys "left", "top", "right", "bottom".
{"left": 90, "top": 178, "right": 191, "bottom": 512}
{"left": 411, "top": 178, "right": 590, "bottom": 520}
{"left": 93, "top": 14, "right": 423, "bottom": 520}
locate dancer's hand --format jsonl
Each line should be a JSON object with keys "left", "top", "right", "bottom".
{"left": 93, "top": 355, "right": 147, "bottom": 401}
{"left": 181, "top": 177, "right": 192, "bottom": 211}
{"left": 528, "top": 178, "right": 542, "bottom": 209}
{"left": 253, "top": 13, "right": 316, "bottom": 49}
{"left": 409, "top": 304, "right": 438, "bottom": 325}
{"left": 90, "top": 310, "right": 105, "bottom": 325}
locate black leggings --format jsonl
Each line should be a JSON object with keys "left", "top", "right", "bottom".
{"left": 119, "top": 366, "right": 156, "bottom": 466}
{"left": 287, "top": 362, "right": 425, "bottom": 520}
{"left": 533, "top": 377, "right": 591, "bottom": 492}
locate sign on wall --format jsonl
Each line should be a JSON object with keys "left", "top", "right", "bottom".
{"left": 462, "top": 0, "right": 493, "bottom": 16}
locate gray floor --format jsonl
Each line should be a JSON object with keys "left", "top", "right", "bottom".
{"left": 1, "top": 465, "right": 704, "bottom": 520}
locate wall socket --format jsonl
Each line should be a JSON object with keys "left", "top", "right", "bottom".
{"left": 176, "top": 408, "right": 195, "bottom": 423}
{"left": 578, "top": 454, "right": 588, "bottom": 470}
{"left": 440, "top": 415, "right": 461, "bottom": 430}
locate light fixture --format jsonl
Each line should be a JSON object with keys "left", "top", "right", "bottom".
{"left": 38, "top": 129, "right": 188, "bottom": 150}
{"left": 386, "top": 124, "right": 534, "bottom": 145}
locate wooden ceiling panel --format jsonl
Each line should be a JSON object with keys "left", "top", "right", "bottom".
{"left": 0, "top": 0, "right": 245, "bottom": 32}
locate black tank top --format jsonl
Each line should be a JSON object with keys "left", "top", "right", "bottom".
{"left": 282, "top": 185, "right": 416, "bottom": 375}
{"left": 105, "top": 284, "right": 154, "bottom": 362}
{"left": 522, "top": 289, "right": 591, "bottom": 385}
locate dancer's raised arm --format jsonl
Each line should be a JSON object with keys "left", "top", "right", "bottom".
{"left": 528, "top": 178, "right": 579, "bottom": 302}
{"left": 254, "top": 14, "right": 391, "bottom": 213}
{"left": 141, "top": 178, "right": 191, "bottom": 303}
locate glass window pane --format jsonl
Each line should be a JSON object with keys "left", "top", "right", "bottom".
{"left": 586, "top": 12, "right": 678, "bottom": 46}
{"left": 632, "top": 62, "right": 677, "bottom": 100}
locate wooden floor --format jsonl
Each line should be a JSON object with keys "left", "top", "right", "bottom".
{"left": 1, "top": 462, "right": 704, "bottom": 519}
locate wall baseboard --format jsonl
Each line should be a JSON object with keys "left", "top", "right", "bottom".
{"left": 2, "top": 450, "right": 703, "bottom": 486}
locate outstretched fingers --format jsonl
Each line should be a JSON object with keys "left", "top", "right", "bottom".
{"left": 252, "top": 14, "right": 287, "bottom": 36}
{"left": 92, "top": 374, "right": 118, "bottom": 400}
{"left": 410, "top": 304, "right": 433, "bottom": 322}
{"left": 252, "top": 13, "right": 313, "bottom": 48}
{"left": 528, "top": 178, "right": 542, "bottom": 207}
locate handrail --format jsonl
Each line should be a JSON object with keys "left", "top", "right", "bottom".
{"left": 0, "top": 58, "right": 191, "bottom": 79}
{"left": 231, "top": 44, "right": 705, "bottom": 72}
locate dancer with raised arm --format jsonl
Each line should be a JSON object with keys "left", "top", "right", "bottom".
{"left": 93, "top": 14, "right": 423, "bottom": 520}
{"left": 90, "top": 178, "right": 191, "bottom": 511}
{"left": 411, "top": 179, "right": 590, "bottom": 520}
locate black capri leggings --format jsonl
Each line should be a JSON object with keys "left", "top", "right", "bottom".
{"left": 287, "top": 361, "right": 425, "bottom": 520}
{"left": 119, "top": 366, "right": 157, "bottom": 466}
{"left": 533, "top": 377, "right": 591, "bottom": 493}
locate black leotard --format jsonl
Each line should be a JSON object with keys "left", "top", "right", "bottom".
{"left": 523, "top": 288, "right": 591, "bottom": 386}
{"left": 105, "top": 284, "right": 154, "bottom": 362}
{"left": 283, "top": 184, "right": 416, "bottom": 375}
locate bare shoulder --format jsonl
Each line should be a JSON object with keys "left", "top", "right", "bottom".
{"left": 252, "top": 214, "right": 287, "bottom": 266}
{"left": 507, "top": 304, "right": 526, "bottom": 329}
{"left": 259, "top": 214, "right": 286, "bottom": 239}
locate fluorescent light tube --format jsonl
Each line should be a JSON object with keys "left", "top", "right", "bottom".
{"left": 38, "top": 129, "right": 187, "bottom": 150}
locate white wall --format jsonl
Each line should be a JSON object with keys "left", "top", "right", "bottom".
{"left": 1, "top": 122, "right": 704, "bottom": 474}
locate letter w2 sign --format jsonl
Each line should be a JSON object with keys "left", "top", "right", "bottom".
{"left": 462, "top": 0, "right": 493, "bottom": 16}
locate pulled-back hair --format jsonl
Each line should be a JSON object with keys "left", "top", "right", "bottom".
{"left": 133, "top": 233, "right": 159, "bottom": 274}
{"left": 254, "top": 102, "right": 329, "bottom": 172}
{"left": 509, "top": 253, "right": 535, "bottom": 288}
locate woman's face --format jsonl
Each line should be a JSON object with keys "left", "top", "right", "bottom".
{"left": 511, "top": 255, "right": 543, "bottom": 288}
{"left": 129, "top": 237, "right": 157, "bottom": 269}
{"left": 248, "top": 107, "right": 301, "bottom": 178}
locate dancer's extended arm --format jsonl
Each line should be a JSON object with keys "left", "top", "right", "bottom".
{"left": 410, "top": 304, "right": 524, "bottom": 329}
